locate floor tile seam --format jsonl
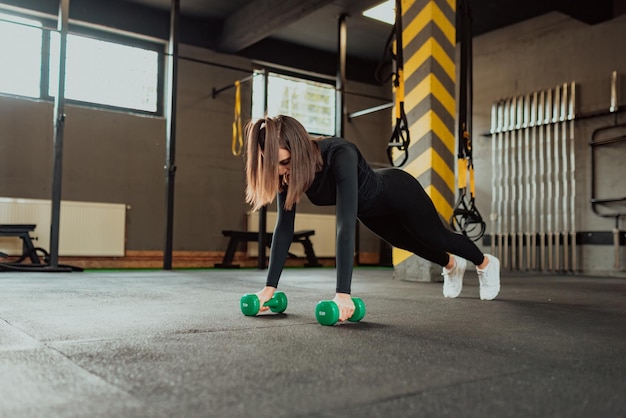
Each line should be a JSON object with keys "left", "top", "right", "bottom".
{"left": 166, "top": 320, "right": 321, "bottom": 336}
{"left": 0, "top": 319, "right": 172, "bottom": 417}
{"left": 0, "top": 317, "right": 44, "bottom": 350}
{"left": 41, "top": 342, "right": 175, "bottom": 417}
{"left": 524, "top": 351, "right": 626, "bottom": 372}
{"left": 0, "top": 317, "right": 132, "bottom": 352}
{"left": 44, "top": 322, "right": 321, "bottom": 347}
{"left": 46, "top": 337, "right": 131, "bottom": 347}
{"left": 301, "top": 368, "right": 534, "bottom": 416}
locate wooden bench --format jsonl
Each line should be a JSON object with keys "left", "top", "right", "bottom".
{"left": 215, "top": 230, "right": 322, "bottom": 268}
{"left": 0, "top": 224, "right": 41, "bottom": 263}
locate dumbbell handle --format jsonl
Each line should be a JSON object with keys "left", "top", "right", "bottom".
{"left": 241, "top": 292, "right": 288, "bottom": 316}
{"left": 316, "top": 297, "right": 365, "bottom": 326}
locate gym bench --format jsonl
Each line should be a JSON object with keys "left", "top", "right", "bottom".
{"left": 0, "top": 224, "right": 41, "bottom": 263}
{"left": 215, "top": 230, "right": 322, "bottom": 268}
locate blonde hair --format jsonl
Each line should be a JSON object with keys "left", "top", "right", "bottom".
{"left": 245, "top": 115, "right": 323, "bottom": 211}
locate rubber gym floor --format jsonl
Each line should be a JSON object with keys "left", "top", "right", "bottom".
{"left": 0, "top": 267, "right": 624, "bottom": 418}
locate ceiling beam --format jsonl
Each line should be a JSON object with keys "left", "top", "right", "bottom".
{"left": 217, "top": 0, "right": 336, "bottom": 53}
{"left": 559, "top": 0, "right": 614, "bottom": 24}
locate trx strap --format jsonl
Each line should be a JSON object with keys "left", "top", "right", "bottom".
{"left": 384, "top": 0, "right": 410, "bottom": 167}
{"left": 450, "top": 0, "right": 485, "bottom": 241}
{"left": 232, "top": 80, "right": 243, "bottom": 156}
{"left": 451, "top": 126, "right": 485, "bottom": 241}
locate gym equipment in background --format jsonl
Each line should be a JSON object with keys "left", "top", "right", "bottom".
{"left": 449, "top": 0, "right": 485, "bottom": 242}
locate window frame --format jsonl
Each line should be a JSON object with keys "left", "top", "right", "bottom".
{"left": 0, "top": 9, "right": 165, "bottom": 116}
{"left": 252, "top": 67, "right": 337, "bottom": 137}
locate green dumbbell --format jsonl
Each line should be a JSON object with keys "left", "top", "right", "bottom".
{"left": 240, "top": 291, "right": 288, "bottom": 316}
{"left": 315, "top": 297, "right": 366, "bottom": 326}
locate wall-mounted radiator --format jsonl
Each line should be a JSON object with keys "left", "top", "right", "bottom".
{"left": 490, "top": 82, "right": 576, "bottom": 272}
{"left": 247, "top": 211, "right": 336, "bottom": 258}
{"left": 0, "top": 197, "right": 126, "bottom": 257}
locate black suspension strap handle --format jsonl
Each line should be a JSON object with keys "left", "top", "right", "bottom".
{"left": 451, "top": 129, "right": 486, "bottom": 240}
{"left": 449, "top": 0, "right": 485, "bottom": 241}
{"left": 387, "top": 0, "right": 410, "bottom": 167}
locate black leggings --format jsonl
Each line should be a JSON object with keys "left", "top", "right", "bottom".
{"left": 358, "top": 169, "right": 484, "bottom": 267}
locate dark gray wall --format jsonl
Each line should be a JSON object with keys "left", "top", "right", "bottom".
{"left": 0, "top": 41, "right": 391, "bottom": 253}
{"left": 0, "top": 96, "right": 167, "bottom": 250}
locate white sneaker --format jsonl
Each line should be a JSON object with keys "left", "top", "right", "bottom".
{"left": 477, "top": 254, "right": 500, "bottom": 300}
{"left": 442, "top": 255, "right": 466, "bottom": 298}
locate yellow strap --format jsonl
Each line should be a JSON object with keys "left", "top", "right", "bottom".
{"left": 457, "top": 158, "right": 467, "bottom": 189}
{"left": 232, "top": 81, "right": 243, "bottom": 156}
{"left": 469, "top": 164, "right": 475, "bottom": 198}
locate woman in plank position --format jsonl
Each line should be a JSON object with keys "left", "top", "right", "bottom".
{"left": 245, "top": 115, "right": 500, "bottom": 321}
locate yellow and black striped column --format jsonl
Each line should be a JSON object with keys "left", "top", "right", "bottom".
{"left": 392, "top": 0, "right": 456, "bottom": 281}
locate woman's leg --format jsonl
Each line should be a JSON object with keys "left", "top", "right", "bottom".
{"left": 359, "top": 215, "right": 450, "bottom": 266}
{"left": 367, "top": 169, "right": 484, "bottom": 266}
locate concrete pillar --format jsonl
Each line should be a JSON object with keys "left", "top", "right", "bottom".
{"left": 392, "top": 0, "right": 457, "bottom": 282}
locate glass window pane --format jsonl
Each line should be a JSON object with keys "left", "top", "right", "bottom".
{"left": 251, "top": 70, "right": 266, "bottom": 119}
{"left": 50, "top": 33, "right": 159, "bottom": 112}
{"left": 0, "top": 13, "right": 42, "bottom": 98}
{"left": 252, "top": 72, "right": 336, "bottom": 136}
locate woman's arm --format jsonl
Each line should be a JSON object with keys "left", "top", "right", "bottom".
{"left": 265, "top": 189, "right": 296, "bottom": 289}
{"left": 332, "top": 146, "right": 359, "bottom": 295}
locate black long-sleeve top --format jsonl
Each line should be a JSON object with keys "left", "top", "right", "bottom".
{"left": 265, "top": 137, "right": 383, "bottom": 294}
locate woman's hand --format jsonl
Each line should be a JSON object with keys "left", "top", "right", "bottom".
{"left": 333, "top": 293, "right": 355, "bottom": 322}
{"left": 255, "top": 286, "right": 276, "bottom": 313}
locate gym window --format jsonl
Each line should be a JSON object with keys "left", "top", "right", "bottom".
{"left": 0, "top": 10, "right": 163, "bottom": 115}
{"left": 0, "top": 12, "right": 43, "bottom": 98}
{"left": 49, "top": 32, "right": 160, "bottom": 113}
{"left": 252, "top": 71, "right": 336, "bottom": 136}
